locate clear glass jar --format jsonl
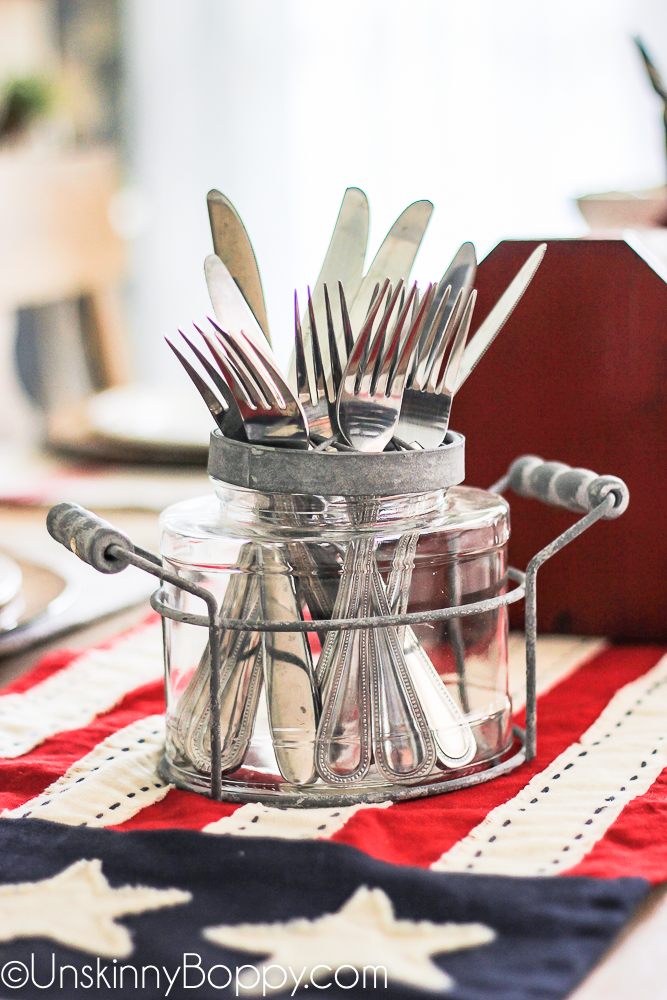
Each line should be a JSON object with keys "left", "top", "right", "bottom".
{"left": 158, "top": 475, "right": 511, "bottom": 805}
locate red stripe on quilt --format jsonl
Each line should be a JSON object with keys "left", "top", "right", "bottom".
{"left": 567, "top": 767, "right": 667, "bottom": 883}
{"left": 1, "top": 649, "right": 81, "bottom": 696}
{"left": 111, "top": 789, "right": 239, "bottom": 831}
{"left": 330, "top": 645, "right": 667, "bottom": 867}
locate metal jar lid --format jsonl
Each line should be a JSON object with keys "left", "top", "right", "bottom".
{"left": 207, "top": 430, "right": 465, "bottom": 496}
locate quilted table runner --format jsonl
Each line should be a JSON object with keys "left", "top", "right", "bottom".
{"left": 0, "top": 617, "right": 664, "bottom": 999}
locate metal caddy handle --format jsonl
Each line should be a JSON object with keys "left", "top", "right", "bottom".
{"left": 46, "top": 455, "right": 629, "bottom": 801}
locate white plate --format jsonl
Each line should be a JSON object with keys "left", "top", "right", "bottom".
{"left": 86, "top": 384, "right": 214, "bottom": 448}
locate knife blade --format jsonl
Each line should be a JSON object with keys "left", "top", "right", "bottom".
{"left": 455, "top": 242, "right": 547, "bottom": 392}
{"left": 346, "top": 199, "right": 433, "bottom": 342}
{"left": 288, "top": 187, "right": 369, "bottom": 394}
{"left": 207, "top": 189, "right": 271, "bottom": 345}
{"left": 417, "top": 241, "right": 476, "bottom": 363}
{"left": 204, "top": 254, "right": 275, "bottom": 360}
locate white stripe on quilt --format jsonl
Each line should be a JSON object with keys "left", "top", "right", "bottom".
{"left": 432, "top": 653, "right": 667, "bottom": 876}
{"left": 203, "top": 800, "right": 392, "bottom": 839}
{"left": 1, "top": 715, "right": 171, "bottom": 826}
{"left": 0, "top": 622, "right": 163, "bottom": 758}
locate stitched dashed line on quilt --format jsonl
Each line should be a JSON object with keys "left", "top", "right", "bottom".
{"left": 2, "top": 715, "right": 171, "bottom": 826}
{"left": 432, "top": 654, "right": 667, "bottom": 876}
{"left": 0, "top": 623, "right": 163, "bottom": 758}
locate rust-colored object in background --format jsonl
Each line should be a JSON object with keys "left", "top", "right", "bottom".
{"left": 458, "top": 238, "right": 667, "bottom": 642}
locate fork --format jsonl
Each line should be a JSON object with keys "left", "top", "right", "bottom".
{"left": 293, "top": 289, "right": 338, "bottom": 441}
{"left": 395, "top": 290, "right": 477, "bottom": 451}
{"left": 317, "top": 283, "right": 444, "bottom": 783}
{"left": 165, "top": 335, "right": 246, "bottom": 442}
{"left": 170, "top": 323, "right": 319, "bottom": 785}
{"left": 335, "top": 279, "right": 476, "bottom": 770}
{"left": 205, "top": 320, "right": 310, "bottom": 450}
{"left": 338, "top": 282, "right": 436, "bottom": 452}
{"left": 165, "top": 335, "right": 266, "bottom": 776}
{"left": 391, "top": 289, "right": 479, "bottom": 762}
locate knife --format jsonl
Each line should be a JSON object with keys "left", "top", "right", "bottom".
{"left": 204, "top": 254, "right": 276, "bottom": 361}
{"left": 346, "top": 199, "right": 433, "bottom": 342}
{"left": 260, "top": 545, "right": 319, "bottom": 786}
{"left": 415, "top": 241, "right": 477, "bottom": 373}
{"left": 455, "top": 243, "right": 547, "bottom": 392}
{"left": 288, "top": 187, "right": 369, "bottom": 394}
{"left": 207, "top": 189, "right": 271, "bottom": 344}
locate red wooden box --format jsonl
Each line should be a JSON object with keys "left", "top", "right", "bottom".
{"left": 458, "top": 237, "right": 667, "bottom": 641}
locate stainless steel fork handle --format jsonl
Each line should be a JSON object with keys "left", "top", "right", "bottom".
{"left": 369, "top": 566, "right": 437, "bottom": 782}
{"left": 316, "top": 534, "right": 374, "bottom": 784}
{"left": 188, "top": 581, "right": 264, "bottom": 774}
{"left": 385, "top": 531, "right": 417, "bottom": 637}
{"left": 385, "top": 532, "right": 476, "bottom": 767}
{"left": 172, "top": 547, "right": 264, "bottom": 774}
{"left": 260, "top": 545, "right": 319, "bottom": 786}
{"left": 317, "top": 498, "right": 443, "bottom": 786}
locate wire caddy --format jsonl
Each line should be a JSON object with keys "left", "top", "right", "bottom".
{"left": 47, "top": 453, "right": 629, "bottom": 804}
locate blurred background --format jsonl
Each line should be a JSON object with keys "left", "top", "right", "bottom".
{"left": 2, "top": 0, "right": 667, "bottom": 659}
{"left": 1, "top": 0, "right": 667, "bottom": 435}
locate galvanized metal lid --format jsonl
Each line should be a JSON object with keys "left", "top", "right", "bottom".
{"left": 207, "top": 430, "right": 465, "bottom": 495}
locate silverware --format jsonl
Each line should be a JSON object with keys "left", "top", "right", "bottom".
{"left": 174, "top": 546, "right": 264, "bottom": 774}
{"left": 206, "top": 321, "right": 310, "bottom": 449}
{"left": 165, "top": 349, "right": 266, "bottom": 776}
{"left": 455, "top": 243, "right": 546, "bottom": 392}
{"left": 337, "top": 283, "right": 436, "bottom": 453}
{"left": 322, "top": 285, "right": 446, "bottom": 782}
{"left": 395, "top": 290, "right": 476, "bottom": 450}
{"left": 207, "top": 189, "right": 271, "bottom": 344}
{"left": 334, "top": 271, "right": 476, "bottom": 771}
{"left": 414, "top": 242, "right": 476, "bottom": 384}
{"left": 294, "top": 290, "right": 336, "bottom": 439}
{"left": 368, "top": 559, "right": 437, "bottom": 781}
{"left": 315, "top": 512, "right": 376, "bottom": 784}
{"left": 346, "top": 200, "right": 433, "bottom": 342}
{"left": 165, "top": 335, "right": 246, "bottom": 441}
{"left": 287, "top": 187, "right": 369, "bottom": 397}
{"left": 259, "top": 545, "right": 319, "bottom": 785}
{"left": 204, "top": 254, "right": 273, "bottom": 360}
{"left": 169, "top": 326, "right": 320, "bottom": 784}
{"left": 201, "top": 334, "right": 318, "bottom": 782}
{"left": 303, "top": 282, "right": 357, "bottom": 450}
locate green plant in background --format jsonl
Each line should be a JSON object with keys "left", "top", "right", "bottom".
{"left": 0, "top": 76, "right": 52, "bottom": 141}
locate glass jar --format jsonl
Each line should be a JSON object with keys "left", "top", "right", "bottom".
{"left": 158, "top": 433, "right": 511, "bottom": 805}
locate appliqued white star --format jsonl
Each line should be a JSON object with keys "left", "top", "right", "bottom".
{"left": 0, "top": 859, "right": 191, "bottom": 957}
{"left": 203, "top": 885, "right": 495, "bottom": 993}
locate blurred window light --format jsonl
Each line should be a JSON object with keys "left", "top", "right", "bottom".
{"left": 108, "top": 187, "right": 152, "bottom": 241}
{"left": 121, "top": 0, "right": 667, "bottom": 379}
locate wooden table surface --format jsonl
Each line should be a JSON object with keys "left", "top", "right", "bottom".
{"left": 1, "top": 505, "right": 665, "bottom": 1000}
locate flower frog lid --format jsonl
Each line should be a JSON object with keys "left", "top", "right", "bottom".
{"left": 207, "top": 429, "right": 465, "bottom": 496}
